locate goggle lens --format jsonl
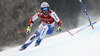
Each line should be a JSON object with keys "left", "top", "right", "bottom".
{"left": 42, "top": 7, "right": 49, "bottom": 11}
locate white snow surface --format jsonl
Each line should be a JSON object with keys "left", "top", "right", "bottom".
{"left": 0, "top": 21, "right": 100, "bottom": 56}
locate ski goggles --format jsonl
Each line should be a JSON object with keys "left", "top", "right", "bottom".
{"left": 41, "top": 7, "right": 49, "bottom": 11}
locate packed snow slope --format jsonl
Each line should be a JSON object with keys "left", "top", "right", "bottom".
{"left": 0, "top": 21, "right": 100, "bottom": 56}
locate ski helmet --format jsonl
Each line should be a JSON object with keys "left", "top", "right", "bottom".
{"left": 41, "top": 2, "right": 49, "bottom": 8}
{"left": 41, "top": 2, "right": 49, "bottom": 11}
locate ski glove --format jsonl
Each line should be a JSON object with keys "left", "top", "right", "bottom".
{"left": 26, "top": 26, "right": 31, "bottom": 34}
{"left": 56, "top": 26, "right": 62, "bottom": 32}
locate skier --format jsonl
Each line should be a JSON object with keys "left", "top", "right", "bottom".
{"left": 20, "top": 2, "right": 62, "bottom": 51}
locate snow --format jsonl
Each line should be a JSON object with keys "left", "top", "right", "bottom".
{"left": 0, "top": 21, "right": 100, "bottom": 56}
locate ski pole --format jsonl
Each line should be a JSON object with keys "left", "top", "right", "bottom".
{"left": 79, "top": 0, "right": 94, "bottom": 29}
{"left": 18, "top": 29, "right": 26, "bottom": 33}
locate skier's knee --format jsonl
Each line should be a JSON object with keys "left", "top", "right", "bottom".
{"left": 30, "top": 36, "right": 35, "bottom": 40}
{"left": 30, "top": 34, "right": 36, "bottom": 40}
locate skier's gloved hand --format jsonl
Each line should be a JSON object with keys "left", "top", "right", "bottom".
{"left": 56, "top": 26, "right": 62, "bottom": 32}
{"left": 26, "top": 26, "right": 31, "bottom": 34}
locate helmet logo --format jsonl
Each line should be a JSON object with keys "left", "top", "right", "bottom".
{"left": 41, "top": 2, "right": 49, "bottom": 8}
{"left": 43, "top": 4, "right": 47, "bottom": 7}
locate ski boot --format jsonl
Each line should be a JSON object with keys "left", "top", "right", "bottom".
{"left": 34, "top": 38, "right": 42, "bottom": 47}
{"left": 19, "top": 44, "right": 27, "bottom": 51}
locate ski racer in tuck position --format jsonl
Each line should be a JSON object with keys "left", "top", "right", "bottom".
{"left": 20, "top": 2, "right": 62, "bottom": 51}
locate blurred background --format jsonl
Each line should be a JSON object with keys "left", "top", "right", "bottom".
{"left": 0, "top": 0, "right": 100, "bottom": 51}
